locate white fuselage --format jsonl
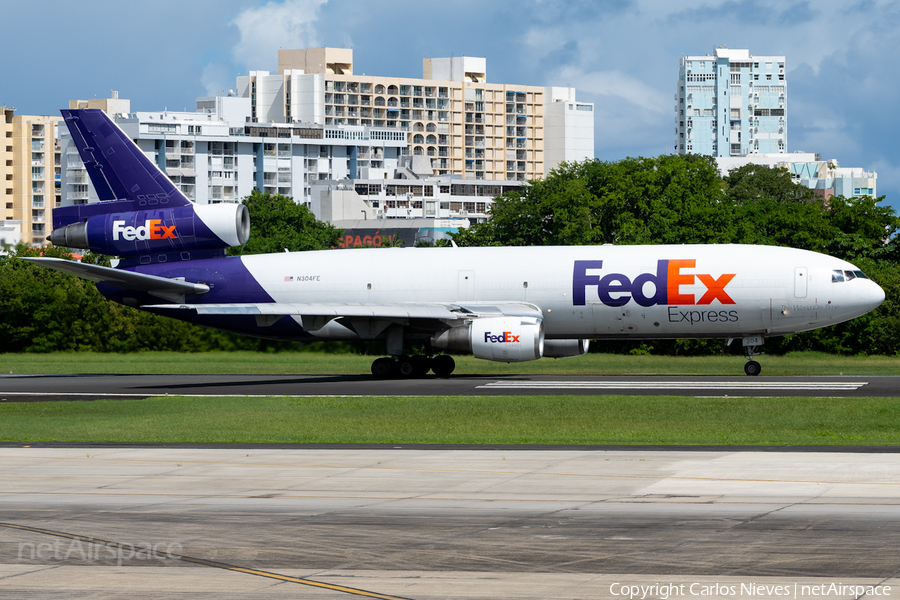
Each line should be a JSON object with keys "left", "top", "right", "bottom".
{"left": 237, "top": 244, "right": 884, "bottom": 340}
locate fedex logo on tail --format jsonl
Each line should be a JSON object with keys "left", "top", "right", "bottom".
{"left": 112, "top": 220, "right": 177, "bottom": 242}
{"left": 573, "top": 260, "right": 736, "bottom": 307}
{"left": 485, "top": 331, "right": 521, "bottom": 343}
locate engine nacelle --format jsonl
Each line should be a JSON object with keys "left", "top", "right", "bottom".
{"left": 49, "top": 203, "right": 250, "bottom": 258}
{"left": 543, "top": 339, "right": 590, "bottom": 358}
{"left": 431, "top": 316, "right": 544, "bottom": 363}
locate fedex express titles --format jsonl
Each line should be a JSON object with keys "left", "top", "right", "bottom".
{"left": 574, "top": 259, "right": 740, "bottom": 323}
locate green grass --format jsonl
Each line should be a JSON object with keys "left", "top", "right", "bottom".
{"left": 2, "top": 351, "right": 898, "bottom": 376}
{"left": 2, "top": 395, "right": 900, "bottom": 445}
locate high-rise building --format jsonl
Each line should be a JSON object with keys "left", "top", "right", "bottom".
{"left": 238, "top": 48, "right": 594, "bottom": 181}
{"left": 675, "top": 47, "right": 786, "bottom": 157}
{"left": 0, "top": 106, "right": 61, "bottom": 246}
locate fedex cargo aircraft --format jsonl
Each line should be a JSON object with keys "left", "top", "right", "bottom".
{"left": 24, "top": 109, "right": 885, "bottom": 377}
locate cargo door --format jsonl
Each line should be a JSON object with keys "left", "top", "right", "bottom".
{"left": 794, "top": 267, "right": 808, "bottom": 298}
{"left": 458, "top": 270, "right": 475, "bottom": 301}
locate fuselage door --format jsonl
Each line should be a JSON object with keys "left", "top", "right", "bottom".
{"left": 794, "top": 267, "right": 808, "bottom": 298}
{"left": 458, "top": 270, "right": 475, "bottom": 301}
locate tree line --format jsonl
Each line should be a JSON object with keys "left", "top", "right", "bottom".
{"left": 1, "top": 160, "right": 897, "bottom": 355}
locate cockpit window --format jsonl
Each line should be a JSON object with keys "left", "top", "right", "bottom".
{"left": 833, "top": 269, "right": 870, "bottom": 283}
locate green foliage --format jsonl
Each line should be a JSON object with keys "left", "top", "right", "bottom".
{"left": 227, "top": 190, "right": 343, "bottom": 255}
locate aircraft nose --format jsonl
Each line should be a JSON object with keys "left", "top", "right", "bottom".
{"left": 870, "top": 280, "right": 886, "bottom": 309}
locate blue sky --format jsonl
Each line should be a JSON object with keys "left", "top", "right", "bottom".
{"left": 4, "top": 0, "right": 899, "bottom": 212}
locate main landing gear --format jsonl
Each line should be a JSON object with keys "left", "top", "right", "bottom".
{"left": 371, "top": 354, "right": 456, "bottom": 379}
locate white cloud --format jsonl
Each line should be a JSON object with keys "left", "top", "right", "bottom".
{"left": 557, "top": 66, "right": 669, "bottom": 114}
{"left": 231, "top": 0, "right": 328, "bottom": 71}
{"left": 200, "top": 62, "right": 233, "bottom": 97}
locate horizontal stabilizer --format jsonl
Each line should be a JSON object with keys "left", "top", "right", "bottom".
{"left": 20, "top": 257, "right": 210, "bottom": 298}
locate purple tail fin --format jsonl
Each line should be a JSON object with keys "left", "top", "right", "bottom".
{"left": 56, "top": 109, "right": 191, "bottom": 228}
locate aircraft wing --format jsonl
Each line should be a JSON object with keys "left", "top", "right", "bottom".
{"left": 18, "top": 257, "right": 210, "bottom": 299}
{"left": 143, "top": 301, "right": 543, "bottom": 332}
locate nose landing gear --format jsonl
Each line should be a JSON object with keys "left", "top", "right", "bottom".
{"left": 742, "top": 335, "right": 763, "bottom": 376}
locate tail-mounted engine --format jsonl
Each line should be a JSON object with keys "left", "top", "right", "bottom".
{"left": 49, "top": 203, "right": 250, "bottom": 262}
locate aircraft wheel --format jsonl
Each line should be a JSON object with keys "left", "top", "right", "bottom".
{"left": 397, "top": 355, "right": 417, "bottom": 378}
{"left": 371, "top": 357, "right": 394, "bottom": 378}
{"left": 744, "top": 360, "right": 762, "bottom": 376}
{"left": 432, "top": 355, "right": 455, "bottom": 377}
{"left": 412, "top": 355, "right": 433, "bottom": 376}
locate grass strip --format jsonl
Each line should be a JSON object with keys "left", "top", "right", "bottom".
{"left": 2, "top": 395, "right": 900, "bottom": 446}
{"left": 2, "top": 351, "right": 898, "bottom": 376}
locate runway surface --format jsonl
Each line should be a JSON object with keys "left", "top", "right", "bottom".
{"left": 2, "top": 372, "right": 898, "bottom": 400}
{"left": 2, "top": 447, "right": 900, "bottom": 599}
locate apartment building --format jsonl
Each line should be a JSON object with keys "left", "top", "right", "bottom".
{"left": 676, "top": 47, "right": 786, "bottom": 157}
{"left": 1, "top": 106, "right": 61, "bottom": 246}
{"left": 238, "top": 48, "right": 594, "bottom": 181}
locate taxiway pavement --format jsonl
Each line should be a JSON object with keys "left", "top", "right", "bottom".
{"left": 2, "top": 447, "right": 900, "bottom": 599}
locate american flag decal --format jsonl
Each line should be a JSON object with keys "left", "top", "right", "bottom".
{"left": 284, "top": 276, "right": 294, "bottom": 282}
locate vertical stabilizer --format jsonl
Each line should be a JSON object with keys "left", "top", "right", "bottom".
{"left": 60, "top": 109, "right": 191, "bottom": 209}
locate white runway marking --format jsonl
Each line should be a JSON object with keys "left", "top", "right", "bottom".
{"left": 478, "top": 380, "right": 869, "bottom": 391}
